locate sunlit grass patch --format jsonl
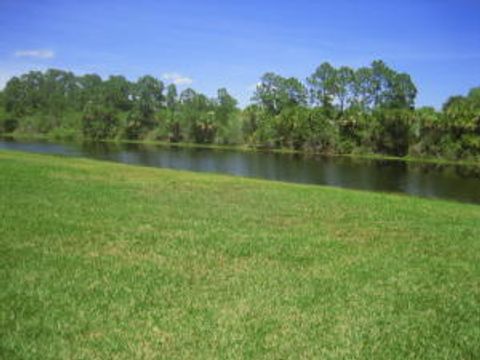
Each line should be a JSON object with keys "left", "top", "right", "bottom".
{"left": 1, "top": 150, "right": 479, "bottom": 359}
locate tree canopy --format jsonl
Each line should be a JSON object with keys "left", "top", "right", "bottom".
{"left": 0, "top": 61, "right": 478, "bottom": 160}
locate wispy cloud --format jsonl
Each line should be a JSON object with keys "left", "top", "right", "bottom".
{"left": 14, "top": 49, "right": 55, "bottom": 59}
{"left": 162, "top": 72, "right": 193, "bottom": 85}
{"left": 247, "top": 82, "right": 261, "bottom": 91}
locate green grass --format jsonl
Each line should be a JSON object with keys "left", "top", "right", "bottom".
{"left": 1, "top": 150, "right": 479, "bottom": 359}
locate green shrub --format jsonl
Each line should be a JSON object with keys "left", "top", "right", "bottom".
{"left": 82, "top": 104, "right": 120, "bottom": 140}
{"left": 1, "top": 118, "right": 19, "bottom": 133}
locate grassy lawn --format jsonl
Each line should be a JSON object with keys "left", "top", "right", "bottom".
{"left": 1, "top": 150, "right": 479, "bottom": 359}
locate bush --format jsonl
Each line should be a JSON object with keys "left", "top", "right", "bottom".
{"left": 82, "top": 104, "right": 120, "bottom": 140}
{"left": 49, "top": 127, "right": 80, "bottom": 141}
{"left": 144, "top": 127, "right": 169, "bottom": 142}
{"left": 369, "top": 109, "right": 414, "bottom": 156}
{"left": 1, "top": 118, "right": 19, "bottom": 133}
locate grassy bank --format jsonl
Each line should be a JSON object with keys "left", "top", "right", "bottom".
{"left": 1, "top": 150, "right": 479, "bottom": 359}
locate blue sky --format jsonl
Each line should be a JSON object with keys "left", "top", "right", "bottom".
{"left": 1, "top": 0, "right": 479, "bottom": 108}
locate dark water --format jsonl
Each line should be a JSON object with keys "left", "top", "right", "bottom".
{"left": 1, "top": 137, "right": 479, "bottom": 204}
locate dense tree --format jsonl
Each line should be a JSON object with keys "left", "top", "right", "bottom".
{"left": 274, "top": 106, "right": 311, "bottom": 148}
{"left": 254, "top": 72, "right": 307, "bottom": 115}
{"left": 77, "top": 74, "right": 103, "bottom": 110}
{"left": 178, "top": 89, "right": 215, "bottom": 143}
{"left": 82, "top": 102, "right": 119, "bottom": 140}
{"left": 306, "top": 108, "right": 338, "bottom": 152}
{"left": 103, "top": 75, "right": 133, "bottom": 111}
{"left": 241, "top": 104, "right": 262, "bottom": 142}
{"left": 336, "top": 66, "right": 355, "bottom": 113}
{"left": 3, "top": 77, "right": 26, "bottom": 115}
{"left": 307, "top": 62, "right": 337, "bottom": 108}
{"left": 166, "top": 84, "right": 178, "bottom": 111}
{"left": 369, "top": 109, "right": 414, "bottom": 156}
{"left": 122, "top": 76, "right": 165, "bottom": 139}
{"left": 388, "top": 73, "right": 417, "bottom": 110}
{"left": 0, "top": 66, "right": 478, "bottom": 161}
{"left": 214, "top": 88, "right": 239, "bottom": 144}
{"left": 133, "top": 75, "right": 164, "bottom": 116}
{"left": 165, "top": 84, "right": 180, "bottom": 141}
{"left": 410, "top": 107, "right": 444, "bottom": 157}
{"left": 307, "top": 60, "right": 417, "bottom": 113}
{"left": 440, "top": 90, "right": 480, "bottom": 158}
{"left": 352, "top": 66, "right": 375, "bottom": 110}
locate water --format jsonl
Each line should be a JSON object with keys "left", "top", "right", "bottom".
{"left": 1, "top": 138, "right": 479, "bottom": 204}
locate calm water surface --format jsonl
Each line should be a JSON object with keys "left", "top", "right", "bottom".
{"left": 1, "top": 138, "right": 479, "bottom": 204}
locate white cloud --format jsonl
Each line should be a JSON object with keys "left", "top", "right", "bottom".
{"left": 14, "top": 49, "right": 55, "bottom": 59}
{"left": 162, "top": 72, "right": 193, "bottom": 85}
{"left": 247, "top": 82, "right": 261, "bottom": 91}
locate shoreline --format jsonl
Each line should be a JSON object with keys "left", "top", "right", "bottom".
{"left": 2, "top": 131, "right": 479, "bottom": 168}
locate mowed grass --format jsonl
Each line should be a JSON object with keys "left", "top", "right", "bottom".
{"left": 1, "top": 151, "right": 479, "bottom": 359}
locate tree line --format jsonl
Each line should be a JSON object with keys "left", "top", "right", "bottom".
{"left": 1, "top": 61, "right": 479, "bottom": 160}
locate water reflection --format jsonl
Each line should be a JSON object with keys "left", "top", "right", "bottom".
{"left": 1, "top": 137, "right": 479, "bottom": 204}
